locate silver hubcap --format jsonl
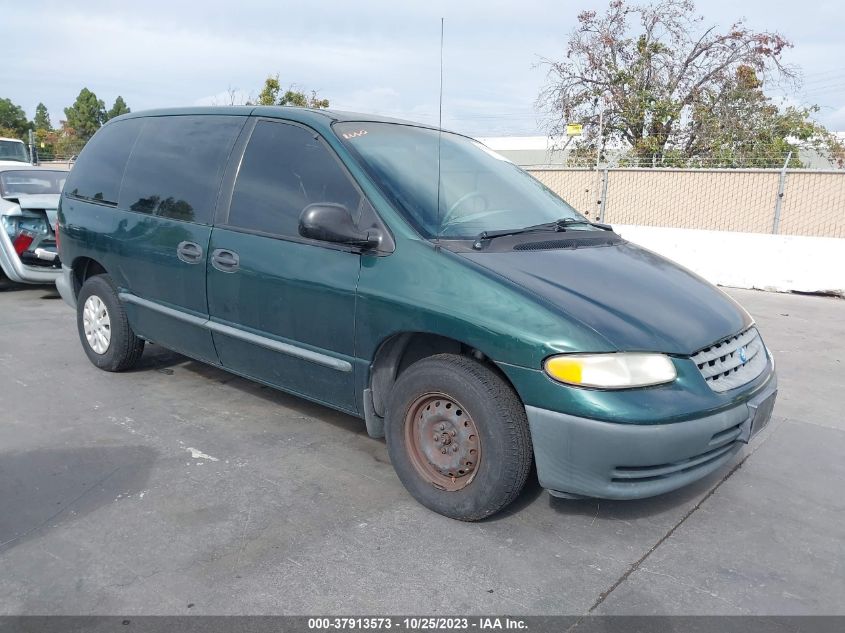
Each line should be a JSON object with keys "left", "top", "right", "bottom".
{"left": 83, "top": 295, "right": 111, "bottom": 355}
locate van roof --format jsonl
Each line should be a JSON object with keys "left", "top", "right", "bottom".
{"left": 110, "top": 106, "right": 445, "bottom": 132}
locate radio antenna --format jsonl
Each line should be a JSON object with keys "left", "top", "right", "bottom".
{"left": 435, "top": 17, "right": 444, "bottom": 246}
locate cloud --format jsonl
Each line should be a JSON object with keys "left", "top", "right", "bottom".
{"left": 823, "top": 105, "right": 845, "bottom": 131}
{"left": 6, "top": 0, "right": 845, "bottom": 136}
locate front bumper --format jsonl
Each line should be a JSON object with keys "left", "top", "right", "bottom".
{"left": 0, "top": 233, "right": 61, "bottom": 284}
{"left": 525, "top": 371, "right": 778, "bottom": 500}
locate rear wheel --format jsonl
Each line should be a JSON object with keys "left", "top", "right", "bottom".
{"left": 385, "top": 354, "right": 532, "bottom": 521}
{"left": 76, "top": 274, "right": 144, "bottom": 371}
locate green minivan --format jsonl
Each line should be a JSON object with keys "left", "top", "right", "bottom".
{"left": 56, "top": 107, "right": 777, "bottom": 520}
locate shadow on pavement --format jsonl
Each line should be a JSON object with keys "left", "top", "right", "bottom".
{"left": 0, "top": 445, "right": 157, "bottom": 554}
{"left": 100, "top": 344, "right": 734, "bottom": 525}
{"left": 138, "top": 344, "right": 369, "bottom": 438}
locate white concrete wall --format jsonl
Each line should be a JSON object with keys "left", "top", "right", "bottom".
{"left": 615, "top": 225, "right": 845, "bottom": 296}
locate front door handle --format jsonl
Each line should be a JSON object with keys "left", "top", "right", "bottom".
{"left": 211, "top": 248, "right": 240, "bottom": 273}
{"left": 177, "top": 241, "right": 203, "bottom": 264}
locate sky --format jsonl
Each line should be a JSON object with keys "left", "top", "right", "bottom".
{"left": 5, "top": 0, "right": 845, "bottom": 138}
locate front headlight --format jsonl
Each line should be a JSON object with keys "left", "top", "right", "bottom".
{"left": 544, "top": 353, "right": 677, "bottom": 389}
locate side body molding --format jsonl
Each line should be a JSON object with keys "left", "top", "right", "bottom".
{"left": 117, "top": 292, "right": 352, "bottom": 373}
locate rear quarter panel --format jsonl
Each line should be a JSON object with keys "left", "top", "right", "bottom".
{"left": 59, "top": 197, "right": 212, "bottom": 316}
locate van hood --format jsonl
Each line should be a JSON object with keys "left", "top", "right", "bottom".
{"left": 459, "top": 240, "right": 751, "bottom": 355}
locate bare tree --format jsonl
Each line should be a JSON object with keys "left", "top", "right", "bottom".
{"left": 211, "top": 86, "right": 249, "bottom": 107}
{"left": 224, "top": 86, "right": 241, "bottom": 106}
{"left": 535, "top": 0, "right": 836, "bottom": 167}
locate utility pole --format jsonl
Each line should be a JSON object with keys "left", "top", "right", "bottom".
{"left": 772, "top": 151, "right": 792, "bottom": 235}
{"left": 594, "top": 105, "right": 604, "bottom": 217}
{"left": 595, "top": 109, "right": 603, "bottom": 170}
{"left": 28, "top": 129, "right": 36, "bottom": 165}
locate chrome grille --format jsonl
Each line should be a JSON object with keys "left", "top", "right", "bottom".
{"left": 692, "top": 327, "right": 767, "bottom": 392}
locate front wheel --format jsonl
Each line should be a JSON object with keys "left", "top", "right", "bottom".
{"left": 76, "top": 274, "right": 145, "bottom": 372}
{"left": 385, "top": 354, "right": 532, "bottom": 521}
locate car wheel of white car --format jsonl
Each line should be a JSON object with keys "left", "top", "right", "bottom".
{"left": 83, "top": 295, "right": 111, "bottom": 354}
{"left": 76, "top": 274, "right": 145, "bottom": 372}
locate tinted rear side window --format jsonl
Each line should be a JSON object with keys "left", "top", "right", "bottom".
{"left": 227, "top": 120, "right": 362, "bottom": 237}
{"left": 64, "top": 119, "right": 143, "bottom": 205}
{"left": 119, "top": 115, "right": 244, "bottom": 224}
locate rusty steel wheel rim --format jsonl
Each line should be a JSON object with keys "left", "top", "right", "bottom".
{"left": 404, "top": 392, "right": 482, "bottom": 491}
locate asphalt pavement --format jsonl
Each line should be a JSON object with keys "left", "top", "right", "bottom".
{"left": 0, "top": 284, "right": 842, "bottom": 615}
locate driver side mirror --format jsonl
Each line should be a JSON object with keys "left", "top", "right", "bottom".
{"left": 299, "top": 203, "right": 381, "bottom": 249}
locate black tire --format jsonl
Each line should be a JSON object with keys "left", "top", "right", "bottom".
{"left": 385, "top": 353, "right": 532, "bottom": 521}
{"left": 76, "top": 274, "right": 144, "bottom": 371}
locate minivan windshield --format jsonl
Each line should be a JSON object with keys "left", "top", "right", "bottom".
{"left": 334, "top": 122, "right": 585, "bottom": 239}
{"left": 0, "top": 139, "right": 29, "bottom": 163}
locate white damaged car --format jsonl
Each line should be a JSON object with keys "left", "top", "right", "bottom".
{"left": 0, "top": 165, "right": 68, "bottom": 286}
{"left": 0, "top": 137, "right": 31, "bottom": 166}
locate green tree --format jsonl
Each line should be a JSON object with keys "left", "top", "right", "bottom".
{"left": 255, "top": 75, "right": 282, "bottom": 106}
{"left": 253, "top": 74, "right": 329, "bottom": 108}
{"left": 53, "top": 122, "right": 86, "bottom": 159}
{"left": 0, "top": 98, "right": 31, "bottom": 138}
{"left": 33, "top": 128, "right": 56, "bottom": 158}
{"left": 33, "top": 103, "right": 52, "bottom": 131}
{"left": 675, "top": 65, "right": 843, "bottom": 167}
{"left": 105, "top": 96, "right": 131, "bottom": 121}
{"left": 539, "top": 0, "right": 842, "bottom": 167}
{"left": 64, "top": 88, "right": 105, "bottom": 141}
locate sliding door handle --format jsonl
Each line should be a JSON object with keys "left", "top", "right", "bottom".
{"left": 176, "top": 241, "right": 203, "bottom": 264}
{"left": 211, "top": 248, "right": 240, "bottom": 272}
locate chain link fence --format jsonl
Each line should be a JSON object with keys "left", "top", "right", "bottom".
{"left": 36, "top": 144, "right": 84, "bottom": 165}
{"left": 528, "top": 167, "right": 845, "bottom": 238}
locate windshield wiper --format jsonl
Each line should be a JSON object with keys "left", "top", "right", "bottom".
{"left": 555, "top": 217, "right": 612, "bottom": 231}
{"left": 472, "top": 217, "right": 611, "bottom": 250}
{"left": 557, "top": 218, "right": 613, "bottom": 231}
